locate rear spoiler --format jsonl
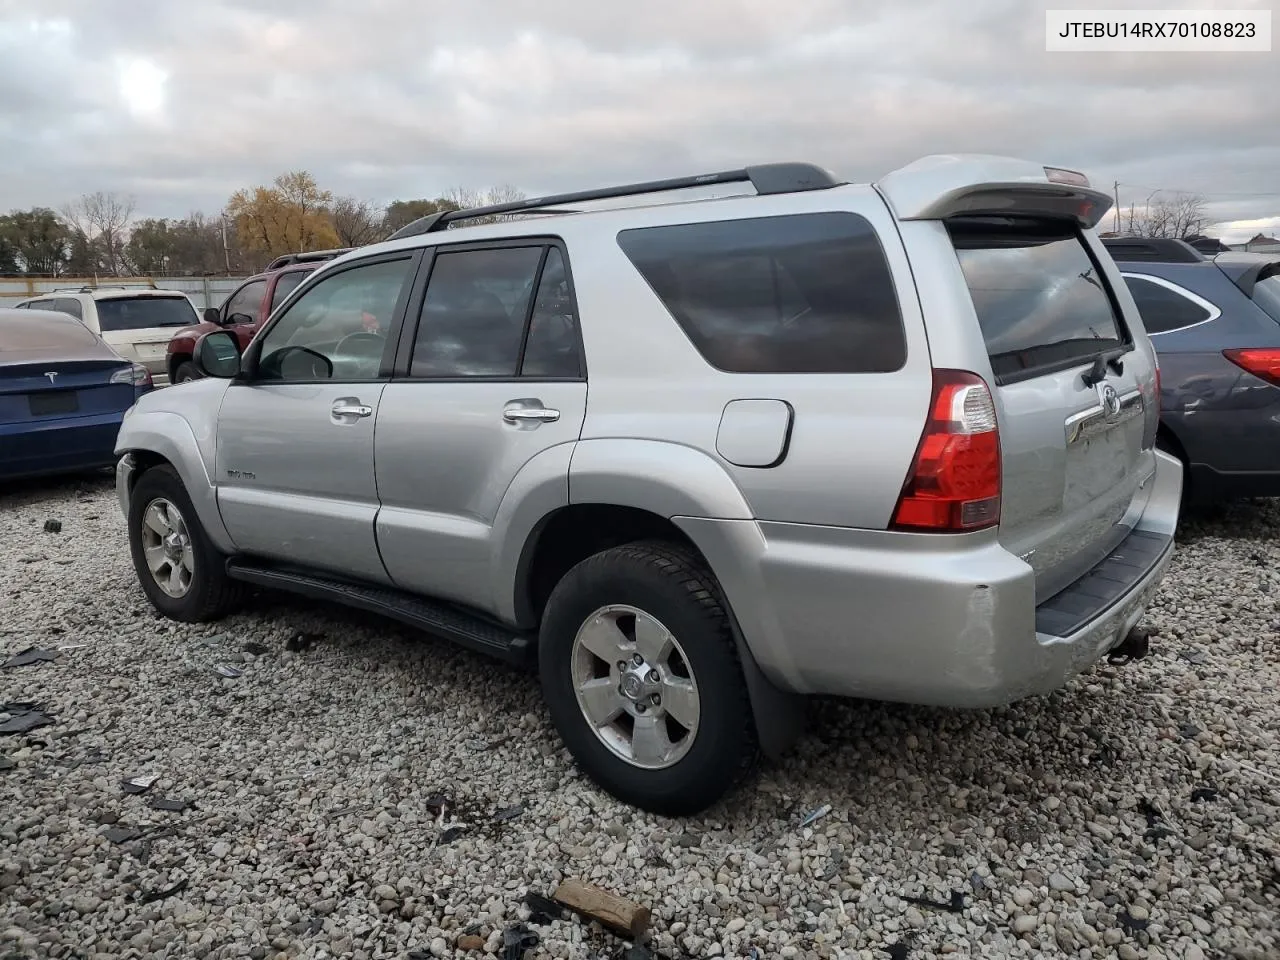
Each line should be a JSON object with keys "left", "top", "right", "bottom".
{"left": 874, "top": 154, "right": 1114, "bottom": 230}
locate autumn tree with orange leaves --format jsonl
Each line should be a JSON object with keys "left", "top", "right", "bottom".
{"left": 226, "top": 171, "right": 340, "bottom": 261}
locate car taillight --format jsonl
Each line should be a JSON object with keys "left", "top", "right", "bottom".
{"left": 1223, "top": 348, "right": 1280, "bottom": 387}
{"left": 891, "top": 370, "right": 1001, "bottom": 532}
{"left": 111, "top": 363, "right": 152, "bottom": 387}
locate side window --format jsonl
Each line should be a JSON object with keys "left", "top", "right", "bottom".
{"left": 617, "top": 212, "right": 907, "bottom": 374}
{"left": 28, "top": 298, "right": 55, "bottom": 311}
{"left": 410, "top": 246, "right": 544, "bottom": 378}
{"left": 256, "top": 257, "right": 413, "bottom": 382}
{"left": 224, "top": 279, "right": 268, "bottom": 323}
{"left": 54, "top": 298, "right": 84, "bottom": 320}
{"left": 1123, "top": 276, "right": 1215, "bottom": 334}
{"left": 269, "top": 270, "right": 308, "bottom": 313}
{"left": 520, "top": 248, "right": 582, "bottom": 378}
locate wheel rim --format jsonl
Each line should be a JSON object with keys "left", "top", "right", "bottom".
{"left": 570, "top": 604, "right": 701, "bottom": 770}
{"left": 140, "top": 498, "right": 195, "bottom": 598}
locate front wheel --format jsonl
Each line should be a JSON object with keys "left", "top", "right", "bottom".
{"left": 128, "top": 465, "right": 244, "bottom": 622}
{"left": 538, "top": 540, "right": 758, "bottom": 815}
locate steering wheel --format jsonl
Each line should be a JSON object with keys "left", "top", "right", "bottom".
{"left": 334, "top": 331, "right": 386, "bottom": 367}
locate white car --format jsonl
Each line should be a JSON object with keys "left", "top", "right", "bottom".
{"left": 14, "top": 286, "right": 201, "bottom": 386}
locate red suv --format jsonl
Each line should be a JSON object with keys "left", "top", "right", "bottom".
{"left": 165, "top": 248, "right": 352, "bottom": 383}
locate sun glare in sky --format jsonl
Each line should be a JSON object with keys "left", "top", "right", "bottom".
{"left": 117, "top": 57, "right": 168, "bottom": 119}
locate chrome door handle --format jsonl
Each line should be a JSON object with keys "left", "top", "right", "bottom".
{"left": 332, "top": 402, "right": 373, "bottom": 418}
{"left": 503, "top": 402, "right": 560, "bottom": 423}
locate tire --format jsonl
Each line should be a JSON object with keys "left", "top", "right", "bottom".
{"left": 128, "top": 464, "right": 244, "bottom": 622}
{"left": 174, "top": 360, "right": 201, "bottom": 384}
{"left": 538, "top": 540, "right": 758, "bottom": 815}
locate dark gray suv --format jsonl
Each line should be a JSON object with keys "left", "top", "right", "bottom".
{"left": 1104, "top": 237, "right": 1280, "bottom": 504}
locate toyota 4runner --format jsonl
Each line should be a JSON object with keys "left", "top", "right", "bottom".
{"left": 114, "top": 155, "right": 1182, "bottom": 815}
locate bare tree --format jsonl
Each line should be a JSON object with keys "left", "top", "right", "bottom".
{"left": 441, "top": 185, "right": 528, "bottom": 225}
{"left": 1124, "top": 191, "right": 1210, "bottom": 240}
{"left": 61, "top": 191, "right": 136, "bottom": 276}
{"left": 330, "top": 197, "right": 385, "bottom": 247}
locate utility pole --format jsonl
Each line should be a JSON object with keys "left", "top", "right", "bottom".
{"left": 1113, "top": 181, "right": 1121, "bottom": 234}
{"left": 220, "top": 216, "right": 231, "bottom": 275}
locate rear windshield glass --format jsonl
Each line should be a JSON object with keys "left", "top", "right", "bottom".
{"left": 617, "top": 212, "right": 906, "bottom": 374}
{"left": 1252, "top": 272, "right": 1280, "bottom": 324}
{"left": 95, "top": 296, "right": 197, "bottom": 332}
{"left": 947, "top": 217, "right": 1127, "bottom": 382}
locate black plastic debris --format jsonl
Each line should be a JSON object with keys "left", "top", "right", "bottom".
{"left": 0, "top": 703, "right": 55, "bottom": 735}
{"left": 425, "top": 794, "right": 452, "bottom": 816}
{"left": 439, "top": 826, "right": 465, "bottom": 844}
{"left": 903, "top": 890, "right": 965, "bottom": 914}
{"left": 1191, "top": 787, "right": 1220, "bottom": 802}
{"left": 121, "top": 774, "right": 159, "bottom": 795}
{"left": 408, "top": 951, "right": 432, "bottom": 960}
{"left": 146, "top": 796, "right": 191, "bottom": 813}
{"left": 1180, "top": 649, "right": 1208, "bottom": 665}
{"left": 241, "top": 642, "right": 270, "bottom": 656}
{"left": 619, "top": 946, "right": 653, "bottom": 960}
{"left": 43, "top": 519, "right": 62, "bottom": 533}
{"left": 1179, "top": 723, "right": 1203, "bottom": 740}
{"left": 2, "top": 647, "right": 59, "bottom": 669}
{"left": 0, "top": 757, "right": 15, "bottom": 771}
{"left": 102, "top": 826, "right": 142, "bottom": 845}
{"left": 1117, "top": 910, "right": 1149, "bottom": 935}
{"left": 886, "top": 943, "right": 911, "bottom": 960}
{"left": 213, "top": 664, "right": 243, "bottom": 679}
{"left": 286, "top": 632, "right": 320, "bottom": 652}
{"left": 968, "top": 872, "right": 988, "bottom": 894}
{"left": 494, "top": 804, "right": 524, "bottom": 822}
{"left": 524, "top": 892, "right": 563, "bottom": 925}
{"left": 138, "top": 877, "right": 188, "bottom": 904}
{"left": 501, "top": 923, "right": 539, "bottom": 960}
{"left": 1137, "top": 798, "right": 1163, "bottom": 828}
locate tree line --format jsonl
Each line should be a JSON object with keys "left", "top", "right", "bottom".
{"left": 0, "top": 172, "right": 525, "bottom": 279}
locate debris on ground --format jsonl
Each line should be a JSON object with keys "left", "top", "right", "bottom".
{"left": 120, "top": 774, "right": 159, "bottom": 795}
{"left": 213, "top": 664, "right": 242, "bottom": 678}
{"left": 241, "top": 642, "right": 270, "bottom": 656}
{"left": 552, "top": 879, "right": 652, "bottom": 938}
{"left": 886, "top": 943, "right": 911, "bottom": 960}
{"left": 146, "top": 796, "right": 191, "bottom": 813}
{"left": 494, "top": 804, "right": 524, "bottom": 822}
{"left": 1117, "top": 909, "right": 1149, "bottom": 935}
{"left": 1, "top": 647, "right": 59, "bottom": 669}
{"left": 456, "top": 933, "right": 486, "bottom": 951}
{"left": 0, "top": 757, "right": 15, "bottom": 771}
{"left": 425, "top": 793, "right": 452, "bottom": 817}
{"left": 523, "top": 891, "right": 563, "bottom": 924}
{"left": 43, "top": 519, "right": 62, "bottom": 533}
{"left": 101, "top": 826, "right": 142, "bottom": 845}
{"left": 0, "top": 703, "right": 56, "bottom": 735}
{"left": 138, "top": 877, "right": 189, "bottom": 904}
{"left": 1191, "top": 786, "right": 1220, "bottom": 802}
{"left": 439, "top": 826, "right": 465, "bottom": 844}
{"left": 799, "top": 803, "right": 832, "bottom": 828}
{"left": 285, "top": 632, "right": 320, "bottom": 652}
{"left": 619, "top": 946, "right": 653, "bottom": 960}
{"left": 903, "top": 890, "right": 965, "bottom": 913}
{"left": 501, "top": 923, "right": 539, "bottom": 960}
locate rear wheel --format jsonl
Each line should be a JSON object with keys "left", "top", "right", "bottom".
{"left": 174, "top": 360, "right": 200, "bottom": 384}
{"left": 538, "top": 540, "right": 758, "bottom": 815}
{"left": 128, "top": 465, "right": 244, "bottom": 622}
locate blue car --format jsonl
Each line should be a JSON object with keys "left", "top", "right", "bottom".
{"left": 1103, "top": 238, "right": 1280, "bottom": 505}
{"left": 1, "top": 307, "right": 153, "bottom": 483}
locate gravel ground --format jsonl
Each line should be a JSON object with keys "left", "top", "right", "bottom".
{"left": 1, "top": 473, "right": 1278, "bottom": 960}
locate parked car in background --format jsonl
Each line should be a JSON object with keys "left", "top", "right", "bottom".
{"left": 115, "top": 156, "right": 1180, "bottom": 814}
{"left": 13, "top": 286, "right": 200, "bottom": 387}
{"left": 1103, "top": 237, "right": 1280, "bottom": 504}
{"left": 164, "top": 248, "right": 352, "bottom": 384}
{"left": 1, "top": 307, "right": 152, "bottom": 482}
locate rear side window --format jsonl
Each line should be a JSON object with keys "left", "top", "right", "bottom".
{"left": 1252, "top": 272, "right": 1280, "bottom": 324}
{"left": 270, "top": 271, "right": 308, "bottom": 313}
{"left": 947, "top": 217, "right": 1127, "bottom": 382}
{"left": 617, "top": 213, "right": 906, "bottom": 374}
{"left": 1121, "top": 275, "right": 1215, "bottom": 334}
{"left": 95, "top": 296, "right": 198, "bottom": 332}
{"left": 53, "top": 298, "right": 84, "bottom": 320}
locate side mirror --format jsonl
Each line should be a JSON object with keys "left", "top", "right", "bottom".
{"left": 203, "top": 307, "right": 222, "bottom": 325}
{"left": 228, "top": 312, "right": 255, "bottom": 325}
{"left": 194, "top": 330, "right": 242, "bottom": 379}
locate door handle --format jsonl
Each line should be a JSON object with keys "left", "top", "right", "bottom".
{"left": 332, "top": 401, "right": 373, "bottom": 418}
{"left": 503, "top": 401, "right": 560, "bottom": 423}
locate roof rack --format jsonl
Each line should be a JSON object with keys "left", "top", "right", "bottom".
{"left": 385, "top": 162, "right": 844, "bottom": 241}
{"left": 51, "top": 283, "right": 156, "bottom": 294}
{"left": 1101, "top": 237, "right": 1206, "bottom": 264}
{"left": 265, "top": 248, "right": 355, "bottom": 271}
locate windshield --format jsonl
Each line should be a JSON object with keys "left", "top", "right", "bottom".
{"left": 1252, "top": 274, "right": 1280, "bottom": 324}
{"left": 95, "top": 296, "right": 198, "bottom": 332}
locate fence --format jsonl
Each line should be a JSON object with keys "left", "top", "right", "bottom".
{"left": 0, "top": 276, "right": 249, "bottom": 312}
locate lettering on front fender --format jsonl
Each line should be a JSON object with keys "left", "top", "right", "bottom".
{"left": 225, "top": 469, "right": 256, "bottom": 481}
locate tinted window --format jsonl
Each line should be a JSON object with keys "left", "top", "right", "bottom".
{"left": 1252, "top": 274, "right": 1280, "bottom": 324}
{"left": 257, "top": 257, "right": 412, "bottom": 381}
{"left": 27, "top": 299, "right": 55, "bottom": 311}
{"left": 1122, "top": 276, "right": 1213, "bottom": 334}
{"left": 617, "top": 213, "right": 905, "bottom": 374}
{"left": 270, "top": 271, "right": 308, "bottom": 313}
{"left": 411, "top": 246, "right": 543, "bottom": 378}
{"left": 54, "top": 298, "right": 84, "bottom": 320}
{"left": 224, "top": 279, "right": 268, "bottom": 323}
{"left": 521, "top": 248, "right": 581, "bottom": 378}
{"left": 94, "top": 296, "right": 198, "bottom": 332}
{"left": 947, "top": 218, "right": 1126, "bottom": 381}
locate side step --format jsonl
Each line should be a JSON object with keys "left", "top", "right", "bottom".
{"left": 225, "top": 558, "right": 534, "bottom": 667}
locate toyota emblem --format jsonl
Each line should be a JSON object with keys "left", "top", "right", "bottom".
{"left": 1099, "top": 383, "right": 1121, "bottom": 420}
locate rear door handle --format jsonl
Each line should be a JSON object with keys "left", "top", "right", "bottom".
{"left": 332, "top": 401, "right": 373, "bottom": 419}
{"left": 503, "top": 401, "right": 560, "bottom": 423}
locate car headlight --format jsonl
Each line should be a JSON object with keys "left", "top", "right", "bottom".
{"left": 111, "top": 363, "right": 153, "bottom": 387}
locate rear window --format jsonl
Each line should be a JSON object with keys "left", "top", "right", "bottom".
{"left": 947, "top": 217, "right": 1128, "bottom": 382}
{"left": 617, "top": 212, "right": 906, "bottom": 374}
{"left": 95, "top": 296, "right": 197, "bottom": 332}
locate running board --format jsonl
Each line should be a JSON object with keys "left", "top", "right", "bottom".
{"left": 225, "top": 558, "right": 534, "bottom": 667}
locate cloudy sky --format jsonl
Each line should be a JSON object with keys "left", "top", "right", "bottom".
{"left": 1, "top": 0, "right": 1277, "bottom": 241}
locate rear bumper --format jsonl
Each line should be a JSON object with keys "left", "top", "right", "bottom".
{"left": 0, "top": 412, "right": 126, "bottom": 481}
{"left": 677, "top": 448, "right": 1183, "bottom": 708}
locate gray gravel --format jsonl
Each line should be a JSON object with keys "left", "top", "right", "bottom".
{"left": 2, "top": 472, "right": 1278, "bottom": 960}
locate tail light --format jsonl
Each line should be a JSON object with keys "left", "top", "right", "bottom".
{"left": 891, "top": 370, "right": 1001, "bottom": 532}
{"left": 111, "top": 363, "right": 152, "bottom": 387}
{"left": 1223, "top": 348, "right": 1280, "bottom": 387}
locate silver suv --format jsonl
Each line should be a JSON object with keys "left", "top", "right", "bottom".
{"left": 114, "top": 155, "right": 1182, "bottom": 814}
